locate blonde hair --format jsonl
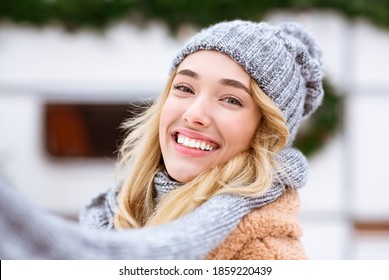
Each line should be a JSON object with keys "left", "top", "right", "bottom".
{"left": 114, "top": 71, "right": 289, "bottom": 229}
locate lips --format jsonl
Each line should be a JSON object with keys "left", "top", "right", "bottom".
{"left": 173, "top": 131, "right": 220, "bottom": 151}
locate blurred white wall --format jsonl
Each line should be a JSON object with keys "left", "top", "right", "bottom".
{"left": 0, "top": 21, "right": 182, "bottom": 213}
{"left": 0, "top": 10, "right": 388, "bottom": 259}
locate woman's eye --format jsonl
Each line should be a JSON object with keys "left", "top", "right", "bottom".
{"left": 222, "top": 96, "right": 243, "bottom": 106}
{"left": 173, "top": 84, "right": 194, "bottom": 94}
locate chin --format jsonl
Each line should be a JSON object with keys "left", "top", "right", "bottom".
{"left": 166, "top": 167, "right": 199, "bottom": 183}
{"left": 169, "top": 172, "right": 195, "bottom": 183}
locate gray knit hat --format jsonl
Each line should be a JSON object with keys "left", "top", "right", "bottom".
{"left": 170, "top": 20, "right": 324, "bottom": 145}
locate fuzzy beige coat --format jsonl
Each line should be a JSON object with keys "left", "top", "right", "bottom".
{"left": 207, "top": 188, "right": 307, "bottom": 260}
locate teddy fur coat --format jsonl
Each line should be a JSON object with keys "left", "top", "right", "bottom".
{"left": 207, "top": 188, "right": 307, "bottom": 260}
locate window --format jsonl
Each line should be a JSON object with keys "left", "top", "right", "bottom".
{"left": 44, "top": 102, "right": 150, "bottom": 158}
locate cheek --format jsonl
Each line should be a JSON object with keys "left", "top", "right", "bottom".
{"left": 159, "top": 105, "right": 168, "bottom": 133}
{"left": 240, "top": 110, "right": 261, "bottom": 146}
{"left": 222, "top": 116, "right": 259, "bottom": 151}
{"left": 159, "top": 97, "right": 182, "bottom": 136}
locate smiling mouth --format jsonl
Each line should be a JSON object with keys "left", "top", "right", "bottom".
{"left": 173, "top": 132, "right": 220, "bottom": 151}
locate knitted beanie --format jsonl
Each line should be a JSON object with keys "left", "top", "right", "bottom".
{"left": 170, "top": 20, "right": 324, "bottom": 144}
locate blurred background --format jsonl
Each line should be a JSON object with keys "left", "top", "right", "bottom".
{"left": 0, "top": 0, "right": 388, "bottom": 259}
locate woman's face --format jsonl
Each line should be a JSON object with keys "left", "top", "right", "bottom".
{"left": 159, "top": 50, "right": 261, "bottom": 182}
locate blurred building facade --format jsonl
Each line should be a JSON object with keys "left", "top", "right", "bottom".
{"left": 0, "top": 10, "right": 388, "bottom": 259}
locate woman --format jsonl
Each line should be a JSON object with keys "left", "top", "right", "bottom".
{"left": 80, "top": 20, "right": 323, "bottom": 259}
{"left": 0, "top": 19, "right": 323, "bottom": 259}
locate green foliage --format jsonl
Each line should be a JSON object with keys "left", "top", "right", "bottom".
{"left": 0, "top": 0, "right": 388, "bottom": 32}
{"left": 294, "top": 80, "right": 343, "bottom": 157}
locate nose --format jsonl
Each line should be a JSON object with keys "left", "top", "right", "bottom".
{"left": 183, "top": 95, "right": 212, "bottom": 127}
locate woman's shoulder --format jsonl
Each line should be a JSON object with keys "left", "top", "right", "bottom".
{"left": 253, "top": 187, "right": 301, "bottom": 217}
{"left": 207, "top": 188, "right": 306, "bottom": 260}
{"left": 241, "top": 188, "right": 302, "bottom": 236}
{"left": 78, "top": 185, "right": 120, "bottom": 231}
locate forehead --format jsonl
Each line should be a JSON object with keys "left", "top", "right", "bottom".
{"left": 176, "top": 50, "right": 250, "bottom": 82}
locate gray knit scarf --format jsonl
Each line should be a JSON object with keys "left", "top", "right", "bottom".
{"left": 80, "top": 147, "right": 307, "bottom": 231}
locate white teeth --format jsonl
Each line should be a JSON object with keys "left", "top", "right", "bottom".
{"left": 176, "top": 134, "right": 215, "bottom": 151}
{"left": 189, "top": 139, "right": 196, "bottom": 147}
{"left": 183, "top": 137, "right": 190, "bottom": 146}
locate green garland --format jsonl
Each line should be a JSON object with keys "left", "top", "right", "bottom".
{"left": 294, "top": 79, "right": 343, "bottom": 157}
{"left": 0, "top": 0, "right": 352, "bottom": 157}
{"left": 1, "top": 0, "right": 388, "bottom": 32}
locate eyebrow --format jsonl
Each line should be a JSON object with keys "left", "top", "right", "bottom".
{"left": 176, "top": 69, "right": 251, "bottom": 95}
{"left": 176, "top": 69, "right": 199, "bottom": 79}
{"left": 219, "top": 79, "right": 251, "bottom": 95}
